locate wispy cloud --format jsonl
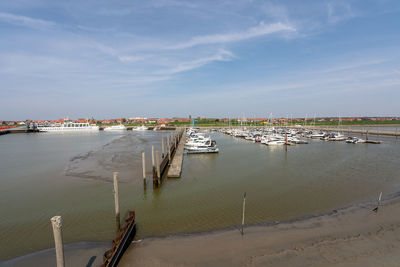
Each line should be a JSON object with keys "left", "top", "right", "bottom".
{"left": 156, "top": 49, "right": 234, "bottom": 74}
{"left": 0, "top": 12, "right": 55, "bottom": 30}
{"left": 118, "top": 55, "right": 152, "bottom": 63}
{"left": 318, "top": 59, "right": 390, "bottom": 73}
{"left": 326, "top": 1, "right": 355, "bottom": 24}
{"left": 167, "top": 21, "right": 295, "bottom": 49}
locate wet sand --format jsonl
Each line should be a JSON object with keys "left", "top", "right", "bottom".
{"left": 0, "top": 242, "right": 109, "bottom": 267}
{"left": 119, "top": 192, "right": 400, "bottom": 266}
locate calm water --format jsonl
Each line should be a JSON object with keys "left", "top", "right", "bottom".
{"left": 1, "top": 130, "right": 400, "bottom": 260}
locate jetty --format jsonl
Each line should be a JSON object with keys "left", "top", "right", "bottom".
{"left": 148, "top": 129, "right": 185, "bottom": 186}
{"left": 304, "top": 126, "right": 400, "bottom": 137}
{"left": 168, "top": 131, "right": 186, "bottom": 177}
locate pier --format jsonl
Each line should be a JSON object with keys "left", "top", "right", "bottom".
{"left": 150, "top": 129, "right": 185, "bottom": 186}
{"left": 168, "top": 131, "right": 186, "bottom": 178}
{"left": 301, "top": 126, "right": 400, "bottom": 137}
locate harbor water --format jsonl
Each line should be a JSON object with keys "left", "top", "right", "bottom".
{"left": 1, "top": 130, "right": 400, "bottom": 261}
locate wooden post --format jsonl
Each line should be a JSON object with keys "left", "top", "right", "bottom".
{"left": 113, "top": 172, "right": 120, "bottom": 232}
{"left": 241, "top": 192, "right": 246, "bottom": 235}
{"left": 142, "top": 151, "right": 146, "bottom": 180}
{"left": 50, "top": 216, "right": 65, "bottom": 267}
{"left": 366, "top": 130, "right": 369, "bottom": 141}
{"left": 378, "top": 191, "right": 382, "bottom": 205}
{"left": 285, "top": 133, "right": 288, "bottom": 151}
{"left": 162, "top": 138, "right": 165, "bottom": 158}
{"left": 151, "top": 145, "right": 155, "bottom": 174}
{"left": 156, "top": 151, "right": 161, "bottom": 183}
{"left": 167, "top": 136, "right": 170, "bottom": 147}
{"left": 168, "top": 144, "right": 171, "bottom": 162}
{"left": 373, "top": 192, "right": 383, "bottom": 213}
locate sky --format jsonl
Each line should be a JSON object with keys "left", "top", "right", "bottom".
{"left": 1, "top": 0, "right": 400, "bottom": 120}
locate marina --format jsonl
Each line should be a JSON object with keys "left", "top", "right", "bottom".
{"left": 1, "top": 126, "right": 400, "bottom": 264}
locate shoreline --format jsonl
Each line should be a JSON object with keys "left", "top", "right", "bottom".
{"left": 3, "top": 191, "right": 400, "bottom": 266}
{"left": 119, "top": 190, "right": 400, "bottom": 266}
{"left": 0, "top": 242, "right": 109, "bottom": 267}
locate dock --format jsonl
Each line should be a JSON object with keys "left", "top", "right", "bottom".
{"left": 304, "top": 126, "right": 400, "bottom": 137}
{"left": 168, "top": 131, "right": 186, "bottom": 178}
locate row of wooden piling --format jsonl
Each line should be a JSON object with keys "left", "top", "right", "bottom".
{"left": 141, "top": 129, "right": 184, "bottom": 187}
{"left": 48, "top": 129, "right": 183, "bottom": 267}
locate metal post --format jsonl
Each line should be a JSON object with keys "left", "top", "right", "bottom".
{"left": 113, "top": 172, "right": 120, "bottom": 232}
{"left": 50, "top": 216, "right": 65, "bottom": 267}
{"left": 241, "top": 192, "right": 246, "bottom": 235}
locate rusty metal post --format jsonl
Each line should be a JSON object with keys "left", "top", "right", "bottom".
{"left": 50, "top": 216, "right": 65, "bottom": 267}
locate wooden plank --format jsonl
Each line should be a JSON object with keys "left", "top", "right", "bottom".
{"left": 167, "top": 131, "right": 186, "bottom": 178}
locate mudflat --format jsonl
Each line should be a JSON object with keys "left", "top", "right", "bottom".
{"left": 119, "top": 192, "right": 400, "bottom": 266}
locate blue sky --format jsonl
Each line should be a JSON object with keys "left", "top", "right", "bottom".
{"left": 1, "top": 0, "right": 400, "bottom": 120}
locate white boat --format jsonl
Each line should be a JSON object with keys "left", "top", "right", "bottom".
{"left": 37, "top": 122, "right": 99, "bottom": 132}
{"left": 134, "top": 125, "right": 148, "bottom": 131}
{"left": 104, "top": 124, "right": 126, "bottom": 131}
{"left": 327, "top": 132, "right": 346, "bottom": 141}
{"left": 346, "top": 137, "right": 366, "bottom": 144}
{"left": 186, "top": 146, "right": 219, "bottom": 154}
{"left": 265, "top": 140, "right": 286, "bottom": 146}
{"left": 310, "top": 132, "right": 325, "bottom": 138}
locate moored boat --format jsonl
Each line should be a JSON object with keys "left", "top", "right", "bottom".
{"left": 104, "top": 124, "right": 126, "bottom": 131}
{"left": 37, "top": 121, "right": 99, "bottom": 132}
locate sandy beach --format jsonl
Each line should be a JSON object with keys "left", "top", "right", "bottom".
{"left": 119, "top": 191, "right": 400, "bottom": 266}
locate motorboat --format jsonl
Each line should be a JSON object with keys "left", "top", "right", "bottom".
{"left": 134, "top": 125, "right": 148, "bottom": 131}
{"left": 104, "top": 124, "right": 126, "bottom": 131}
{"left": 346, "top": 137, "right": 366, "bottom": 144}
{"left": 186, "top": 146, "right": 219, "bottom": 154}
{"left": 327, "top": 132, "right": 346, "bottom": 141}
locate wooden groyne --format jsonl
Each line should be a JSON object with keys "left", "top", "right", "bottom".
{"left": 168, "top": 131, "right": 186, "bottom": 178}
{"left": 102, "top": 211, "right": 137, "bottom": 267}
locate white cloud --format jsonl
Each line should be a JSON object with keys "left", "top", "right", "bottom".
{"left": 118, "top": 55, "right": 150, "bottom": 63}
{"left": 0, "top": 12, "right": 55, "bottom": 30}
{"left": 318, "top": 59, "right": 390, "bottom": 74}
{"left": 156, "top": 49, "right": 234, "bottom": 74}
{"left": 167, "top": 21, "right": 295, "bottom": 49}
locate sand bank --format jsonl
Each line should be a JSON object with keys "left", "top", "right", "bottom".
{"left": 120, "top": 192, "right": 400, "bottom": 266}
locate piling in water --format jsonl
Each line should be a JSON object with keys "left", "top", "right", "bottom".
{"left": 50, "top": 216, "right": 65, "bottom": 267}
{"left": 113, "top": 172, "right": 120, "bottom": 232}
